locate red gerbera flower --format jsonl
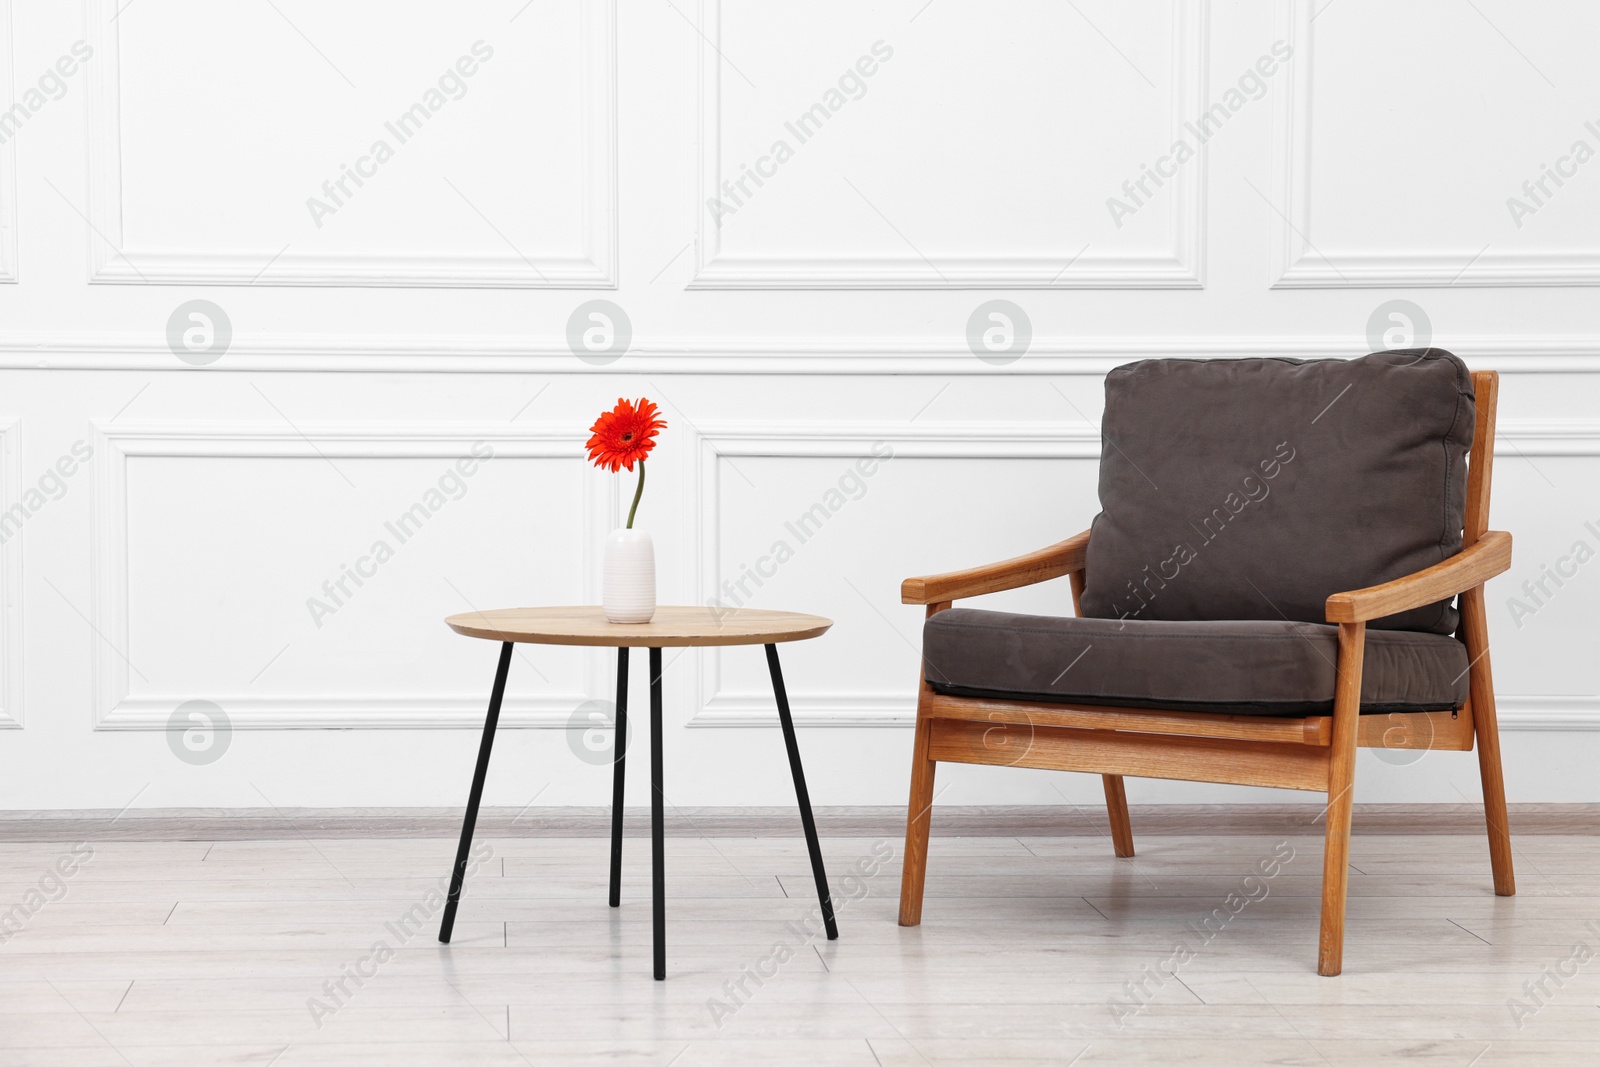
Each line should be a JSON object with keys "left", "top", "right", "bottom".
{"left": 586, "top": 397, "right": 666, "bottom": 473}
{"left": 587, "top": 398, "right": 667, "bottom": 530}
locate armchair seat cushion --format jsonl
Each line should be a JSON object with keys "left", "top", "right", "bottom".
{"left": 923, "top": 608, "right": 1469, "bottom": 716}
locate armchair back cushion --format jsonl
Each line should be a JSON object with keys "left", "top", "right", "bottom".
{"left": 1079, "top": 349, "right": 1474, "bottom": 634}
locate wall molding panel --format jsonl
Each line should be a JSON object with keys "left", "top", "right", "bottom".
{"left": 89, "top": 422, "right": 614, "bottom": 730}
{"left": 691, "top": 0, "right": 1208, "bottom": 288}
{"left": 82, "top": 0, "right": 618, "bottom": 287}
{"left": 1269, "top": 0, "right": 1600, "bottom": 288}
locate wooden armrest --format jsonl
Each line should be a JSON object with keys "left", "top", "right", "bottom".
{"left": 1325, "top": 530, "right": 1512, "bottom": 624}
{"left": 902, "top": 530, "right": 1091, "bottom": 605}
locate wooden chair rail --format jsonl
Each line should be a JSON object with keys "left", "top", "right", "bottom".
{"left": 927, "top": 691, "right": 1334, "bottom": 746}
{"left": 927, "top": 718, "right": 1332, "bottom": 792}
{"left": 1325, "top": 530, "right": 1511, "bottom": 623}
{"left": 901, "top": 530, "right": 1090, "bottom": 605}
{"left": 1355, "top": 707, "right": 1475, "bottom": 752}
{"left": 927, "top": 695, "right": 1478, "bottom": 752}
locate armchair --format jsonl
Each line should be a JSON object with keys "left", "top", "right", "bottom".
{"left": 898, "top": 353, "right": 1513, "bottom": 976}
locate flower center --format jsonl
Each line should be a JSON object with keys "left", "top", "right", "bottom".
{"left": 621, "top": 432, "right": 633, "bottom": 442}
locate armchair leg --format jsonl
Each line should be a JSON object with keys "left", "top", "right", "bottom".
{"left": 898, "top": 679, "right": 938, "bottom": 927}
{"left": 1074, "top": 577, "right": 1138, "bottom": 859}
{"left": 1318, "top": 622, "right": 1365, "bottom": 977}
{"left": 1461, "top": 587, "right": 1515, "bottom": 896}
{"left": 1102, "top": 775, "right": 1135, "bottom": 857}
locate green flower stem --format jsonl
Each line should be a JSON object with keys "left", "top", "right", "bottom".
{"left": 626, "top": 460, "right": 646, "bottom": 529}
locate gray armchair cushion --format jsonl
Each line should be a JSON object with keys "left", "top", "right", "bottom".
{"left": 923, "top": 608, "right": 1470, "bottom": 716}
{"left": 1079, "top": 350, "right": 1474, "bottom": 635}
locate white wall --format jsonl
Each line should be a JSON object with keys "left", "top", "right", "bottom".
{"left": 1, "top": 0, "right": 1597, "bottom": 811}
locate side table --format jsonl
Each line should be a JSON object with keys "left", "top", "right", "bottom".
{"left": 436, "top": 606, "right": 837, "bottom": 980}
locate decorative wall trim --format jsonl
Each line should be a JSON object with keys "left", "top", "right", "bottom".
{"left": 1269, "top": 0, "right": 1600, "bottom": 288}
{"left": 1498, "top": 697, "right": 1600, "bottom": 731}
{"left": 683, "top": 418, "right": 1600, "bottom": 729}
{"left": 6, "top": 332, "right": 1600, "bottom": 374}
{"left": 89, "top": 422, "right": 615, "bottom": 729}
{"left": 0, "top": 418, "right": 23, "bottom": 727}
{"left": 0, "top": 0, "right": 17, "bottom": 283}
{"left": 82, "top": 0, "right": 618, "bottom": 287}
{"left": 1497, "top": 421, "right": 1600, "bottom": 456}
{"left": 690, "top": 0, "right": 1207, "bottom": 288}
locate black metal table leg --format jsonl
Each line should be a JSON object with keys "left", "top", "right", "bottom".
{"left": 608, "top": 647, "right": 630, "bottom": 908}
{"left": 649, "top": 646, "right": 666, "bottom": 980}
{"left": 765, "top": 643, "right": 837, "bottom": 940}
{"left": 439, "top": 641, "right": 514, "bottom": 943}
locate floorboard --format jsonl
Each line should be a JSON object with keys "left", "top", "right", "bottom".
{"left": 2, "top": 829, "right": 1597, "bottom": 1064}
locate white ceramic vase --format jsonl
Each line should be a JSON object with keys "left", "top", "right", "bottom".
{"left": 603, "top": 528, "right": 656, "bottom": 623}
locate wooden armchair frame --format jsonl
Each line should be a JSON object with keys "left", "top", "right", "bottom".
{"left": 898, "top": 370, "right": 1514, "bottom": 976}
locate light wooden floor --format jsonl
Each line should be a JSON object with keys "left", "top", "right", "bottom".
{"left": 2, "top": 830, "right": 1597, "bottom": 1065}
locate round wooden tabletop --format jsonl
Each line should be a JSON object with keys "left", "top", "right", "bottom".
{"left": 444, "top": 606, "right": 833, "bottom": 647}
